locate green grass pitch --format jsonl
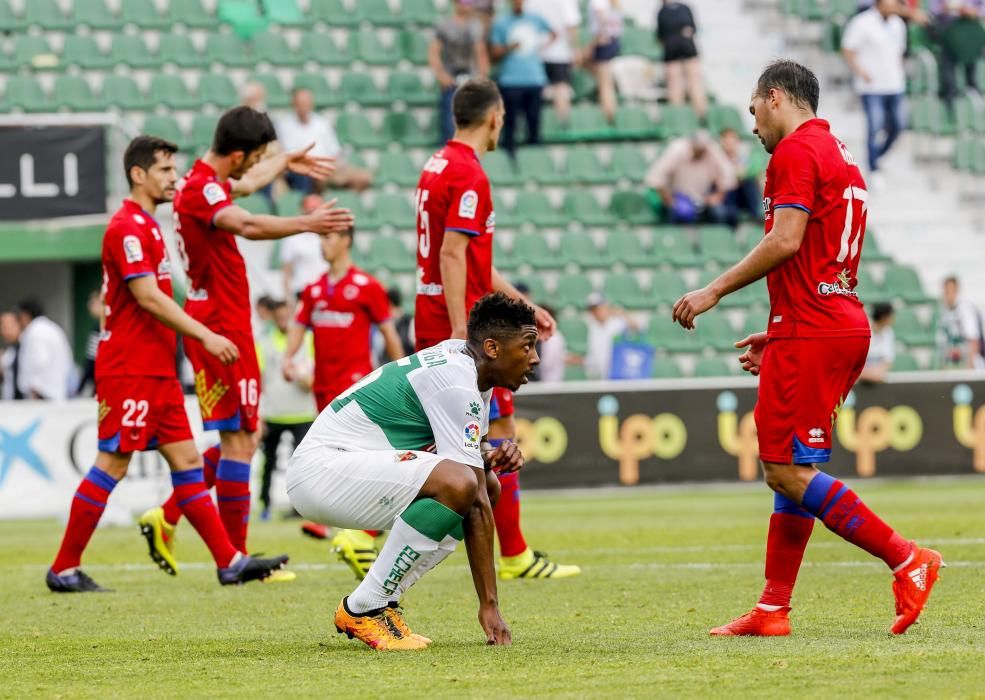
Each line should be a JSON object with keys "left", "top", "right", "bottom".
{"left": 1, "top": 478, "right": 983, "bottom": 698}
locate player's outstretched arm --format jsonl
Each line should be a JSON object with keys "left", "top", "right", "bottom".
{"left": 463, "top": 465, "right": 512, "bottom": 646}
{"left": 231, "top": 143, "right": 336, "bottom": 197}
{"left": 127, "top": 275, "right": 239, "bottom": 365}
{"left": 672, "top": 207, "right": 808, "bottom": 329}
{"left": 214, "top": 198, "right": 354, "bottom": 241}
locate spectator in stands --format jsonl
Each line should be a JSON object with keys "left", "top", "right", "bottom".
{"left": 937, "top": 275, "right": 985, "bottom": 369}
{"left": 526, "top": 0, "right": 581, "bottom": 125}
{"left": 381, "top": 287, "right": 416, "bottom": 362}
{"left": 929, "top": 0, "right": 985, "bottom": 114}
{"left": 490, "top": 0, "right": 556, "bottom": 155}
{"left": 14, "top": 299, "right": 75, "bottom": 400}
{"left": 860, "top": 302, "right": 897, "bottom": 383}
{"left": 277, "top": 88, "right": 373, "bottom": 193}
{"left": 584, "top": 293, "right": 639, "bottom": 380}
{"left": 656, "top": 0, "right": 708, "bottom": 119}
{"left": 719, "top": 128, "right": 765, "bottom": 224}
{"left": 76, "top": 289, "right": 103, "bottom": 397}
{"left": 431, "top": 0, "right": 490, "bottom": 145}
{"left": 241, "top": 80, "right": 268, "bottom": 112}
{"left": 586, "top": 0, "right": 624, "bottom": 123}
{"left": 841, "top": 0, "right": 907, "bottom": 185}
{"left": 280, "top": 193, "right": 331, "bottom": 303}
{"left": 0, "top": 310, "right": 23, "bottom": 401}
{"left": 644, "top": 131, "right": 736, "bottom": 226}
{"left": 473, "top": 0, "right": 496, "bottom": 35}
{"left": 535, "top": 304, "right": 567, "bottom": 382}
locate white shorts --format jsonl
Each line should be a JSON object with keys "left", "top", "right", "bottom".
{"left": 286, "top": 449, "right": 443, "bottom": 531}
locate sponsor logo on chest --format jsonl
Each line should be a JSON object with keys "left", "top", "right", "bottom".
{"left": 311, "top": 302, "right": 355, "bottom": 328}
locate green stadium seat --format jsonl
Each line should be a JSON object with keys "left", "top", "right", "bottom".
{"left": 24, "top": 0, "right": 73, "bottom": 30}
{"left": 309, "top": 0, "right": 359, "bottom": 26}
{"left": 604, "top": 272, "right": 650, "bottom": 309}
{"left": 883, "top": 264, "right": 931, "bottom": 303}
{"left": 52, "top": 76, "right": 101, "bottom": 112}
{"left": 3, "top": 76, "right": 48, "bottom": 112}
{"left": 237, "top": 194, "right": 273, "bottom": 215}
{"left": 659, "top": 105, "right": 700, "bottom": 139}
{"left": 190, "top": 114, "right": 219, "bottom": 151}
{"left": 893, "top": 307, "right": 935, "bottom": 347}
{"left": 276, "top": 190, "right": 305, "bottom": 216}
{"left": 375, "top": 193, "right": 415, "bottom": 229}
{"left": 610, "top": 191, "right": 657, "bottom": 225}
{"left": 563, "top": 146, "right": 612, "bottom": 185}
{"left": 356, "top": 0, "right": 404, "bottom": 26}
{"left": 562, "top": 231, "right": 613, "bottom": 269}
{"left": 376, "top": 152, "right": 421, "bottom": 187}
{"left": 562, "top": 192, "right": 616, "bottom": 226}
{"left": 649, "top": 271, "right": 688, "bottom": 305}
{"left": 261, "top": 0, "right": 305, "bottom": 26}
{"left": 516, "top": 192, "right": 566, "bottom": 228}
{"left": 299, "top": 32, "right": 354, "bottom": 66}
{"left": 149, "top": 75, "right": 200, "bottom": 110}
{"left": 511, "top": 275, "right": 548, "bottom": 302}
{"left": 651, "top": 356, "right": 683, "bottom": 379}
{"left": 351, "top": 30, "right": 401, "bottom": 66}
{"left": 566, "top": 105, "right": 613, "bottom": 141}
{"left": 861, "top": 230, "right": 892, "bottom": 262}
{"left": 513, "top": 233, "right": 564, "bottom": 270}
{"left": 62, "top": 36, "right": 114, "bottom": 70}
{"left": 75, "top": 0, "right": 123, "bottom": 29}
{"left": 493, "top": 238, "right": 519, "bottom": 271}
{"left": 891, "top": 353, "right": 921, "bottom": 372}
{"left": 197, "top": 74, "right": 239, "bottom": 108}
{"left": 159, "top": 33, "right": 208, "bottom": 68}
{"left": 740, "top": 313, "right": 766, "bottom": 339}
{"left": 609, "top": 144, "right": 649, "bottom": 183}
{"left": 112, "top": 35, "right": 162, "bottom": 69}
{"left": 398, "top": 30, "right": 430, "bottom": 65}
{"left": 692, "top": 314, "right": 736, "bottom": 351}
{"left": 0, "top": 0, "right": 26, "bottom": 32}
{"left": 206, "top": 33, "right": 253, "bottom": 68}
{"left": 171, "top": 0, "right": 219, "bottom": 27}
{"left": 482, "top": 151, "right": 521, "bottom": 187}
{"left": 122, "top": 0, "right": 170, "bottom": 27}
{"left": 247, "top": 73, "right": 290, "bottom": 108}
{"left": 699, "top": 226, "right": 743, "bottom": 265}
{"left": 143, "top": 115, "right": 189, "bottom": 151}
{"left": 293, "top": 72, "right": 337, "bottom": 108}
{"left": 606, "top": 228, "right": 651, "bottom": 267}
{"left": 14, "top": 36, "right": 57, "bottom": 70}
{"left": 693, "top": 357, "right": 733, "bottom": 377}
{"left": 340, "top": 72, "right": 388, "bottom": 107}
{"left": 652, "top": 227, "right": 701, "bottom": 267}
{"left": 621, "top": 25, "right": 661, "bottom": 60}
{"left": 564, "top": 364, "right": 588, "bottom": 381}
{"left": 102, "top": 75, "right": 150, "bottom": 111}
{"left": 337, "top": 113, "right": 386, "bottom": 148}
{"left": 646, "top": 315, "right": 695, "bottom": 353}
{"left": 614, "top": 106, "right": 658, "bottom": 140}
{"left": 516, "top": 148, "right": 562, "bottom": 185}
{"left": 558, "top": 317, "right": 588, "bottom": 355}
{"left": 253, "top": 31, "right": 303, "bottom": 66}
{"left": 381, "top": 111, "right": 432, "bottom": 147}
{"left": 386, "top": 72, "right": 435, "bottom": 107}
{"left": 404, "top": 0, "right": 440, "bottom": 24}
{"left": 555, "top": 274, "right": 596, "bottom": 309}
{"left": 368, "top": 235, "right": 415, "bottom": 273}
{"left": 706, "top": 105, "right": 745, "bottom": 136}
{"left": 332, "top": 192, "right": 374, "bottom": 230}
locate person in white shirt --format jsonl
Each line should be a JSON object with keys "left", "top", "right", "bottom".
{"left": 938, "top": 276, "right": 985, "bottom": 370}
{"left": 526, "top": 0, "right": 581, "bottom": 124}
{"left": 583, "top": 293, "right": 637, "bottom": 380}
{"left": 277, "top": 88, "right": 373, "bottom": 193}
{"left": 15, "top": 299, "right": 75, "bottom": 400}
{"left": 281, "top": 193, "right": 331, "bottom": 301}
{"left": 860, "top": 302, "right": 896, "bottom": 383}
{"left": 588, "top": 0, "right": 624, "bottom": 122}
{"left": 841, "top": 0, "right": 907, "bottom": 180}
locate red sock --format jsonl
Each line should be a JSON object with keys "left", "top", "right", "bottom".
{"left": 172, "top": 468, "right": 238, "bottom": 566}
{"left": 161, "top": 444, "right": 220, "bottom": 527}
{"left": 216, "top": 458, "right": 251, "bottom": 552}
{"left": 802, "top": 472, "right": 912, "bottom": 569}
{"left": 493, "top": 471, "right": 527, "bottom": 557}
{"left": 759, "top": 513, "right": 815, "bottom": 608}
{"left": 52, "top": 466, "right": 118, "bottom": 573}
{"left": 364, "top": 530, "right": 381, "bottom": 537}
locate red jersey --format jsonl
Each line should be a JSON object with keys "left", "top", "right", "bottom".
{"left": 763, "top": 119, "right": 870, "bottom": 339}
{"left": 97, "top": 199, "right": 176, "bottom": 378}
{"left": 295, "top": 265, "right": 391, "bottom": 397}
{"left": 173, "top": 159, "right": 251, "bottom": 336}
{"left": 414, "top": 140, "right": 496, "bottom": 340}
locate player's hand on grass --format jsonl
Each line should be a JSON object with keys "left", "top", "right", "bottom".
{"left": 307, "top": 199, "right": 355, "bottom": 235}
{"left": 285, "top": 142, "right": 336, "bottom": 181}
{"left": 203, "top": 332, "right": 240, "bottom": 365}
{"left": 486, "top": 440, "right": 524, "bottom": 474}
{"left": 672, "top": 286, "right": 721, "bottom": 329}
{"left": 735, "top": 332, "right": 768, "bottom": 376}
{"left": 533, "top": 304, "right": 556, "bottom": 341}
{"left": 479, "top": 604, "right": 512, "bottom": 646}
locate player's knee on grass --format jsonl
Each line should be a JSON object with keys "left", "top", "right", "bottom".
{"left": 220, "top": 430, "right": 258, "bottom": 462}
{"left": 421, "top": 460, "right": 479, "bottom": 515}
{"left": 94, "top": 451, "right": 132, "bottom": 481}
{"left": 486, "top": 470, "right": 501, "bottom": 508}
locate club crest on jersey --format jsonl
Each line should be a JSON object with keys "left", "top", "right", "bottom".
{"left": 157, "top": 258, "right": 172, "bottom": 279}
{"left": 458, "top": 190, "right": 479, "bottom": 219}
{"left": 123, "top": 235, "right": 144, "bottom": 263}
{"left": 468, "top": 401, "right": 482, "bottom": 418}
{"left": 464, "top": 421, "right": 481, "bottom": 448}
{"left": 394, "top": 451, "right": 418, "bottom": 463}
{"left": 342, "top": 284, "right": 359, "bottom": 301}
{"left": 203, "top": 182, "right": 227, "bottom": 206}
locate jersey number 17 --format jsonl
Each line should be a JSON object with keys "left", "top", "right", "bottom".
{"left": 836, "top": 185, "right": 867, "bottom": 264}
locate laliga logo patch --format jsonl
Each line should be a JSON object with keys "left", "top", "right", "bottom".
{"left": 123, "top": 235, "right": 144, "bottom": 263}
{"left": 464, "top": 421, "right": 481, "bottom": 447}
{"left": 458, "top": 190, "right": 478, "bottom": 219}
{"left": 343, "top": 285, "right": 359, "bottom": 301}
{"left": 203, "top": 182, "right": 227, "bottom": 206}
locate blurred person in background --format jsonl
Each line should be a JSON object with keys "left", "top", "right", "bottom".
{"left": 240, "top": 80, "right": 279, "bottom": 213}
{"left": 0, "top": 310, "right": 23, "bottom": 401}
{"left": 860, "top": 302, "right": 896, "bottom": 383}
{"left": 929, "top": 0, "right": 985, "bottom": 115}
{"left": 535, "top": 304, "right": 567, "bottom": 382}
{"left": 15, "top": 298, "right": 75, "bottom": 400}
{"left": 645, "top": 130, "right": 736, "bottom": 225}
{"left": 76, "top": 289, "right": 103, "bottom": 397}
{"left": 937, "top": 275, "right": 985, "bottom": 369}
{"left": 526, "top": 0, "right": 581, "bottom": 125}
{"left": 583, "top": 293, "right": 639, "bottom": 380}
{"left": 280, "top": 193, "right": 331, "bottom": 303}
{"left": 656, "top": 0, "right": 708, "bottom": 119}
{"left": 719, "top": 127, "right": 765, "bottom": 224}
{"left": 431, "top": 0, "right": 490, "bottom": 145}
{"left": 376, "top": 287, "right": 416, "bottom": 364}
{"left": 841, "top": 0, "right": 906, "bottom": 187}
{"left": 587, "top": 0, "right": 624, "bottom": 123}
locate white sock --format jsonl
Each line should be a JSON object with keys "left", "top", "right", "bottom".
{"left": 389, "top": 534, "right": 460, "bottom": 605}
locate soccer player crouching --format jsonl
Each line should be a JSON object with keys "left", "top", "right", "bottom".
{"left": 286, "top": 293, "right": 538, "bottom": 650}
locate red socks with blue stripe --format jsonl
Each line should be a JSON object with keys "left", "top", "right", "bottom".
{"left": 162, "top": 444, "right": 220, "bottom": 526}
{"left": 171, "top": 468, "right": 238, "bottom": 567}
{"left": 216, "top": 458, "right": 251, "bottom": 553}
{"left": 758, "top": 493, "right": 815, "bottom": 610}
{"left": 52, "top": 466, "right": 118, "bottom": 574}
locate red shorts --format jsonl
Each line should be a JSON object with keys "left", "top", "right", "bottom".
{"left": 185, "top": 332, "right": 261, "bottom": 433}
{"left": 754, "top": 336, "right": 869, "bottom": 465}
{"left": 96, "top": 376, "right": 192, "bottom": 453}
{"left": 489, "top": 388, "right": 514, "bottom": 420}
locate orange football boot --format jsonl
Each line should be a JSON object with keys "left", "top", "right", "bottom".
{"left": 334, "top": 598, "right": 428, "bottom": 651}
{"left": 891, "top": 543, "right": 944, "bottom": 635}
{"left": 710, "top": 607, "right": 792, "bottom": 636}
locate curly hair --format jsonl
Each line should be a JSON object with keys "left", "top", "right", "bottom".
{"left": 467, "top": 293, "right": 536, "bottom": 343}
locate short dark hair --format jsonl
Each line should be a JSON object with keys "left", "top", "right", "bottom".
{"left": 452, "top": 78, "right": 502, "bottom": 129}
{"left": 467, "top": 292, "right": 536, "bottom": 343}
{"left": 15, "top": 298, "right": 44, "bottom": 320}
{"left": 256, "top": 295, "right": 276, "bottom": 312}
{"left": 871, "top": 302, "right": 894, "bottom": 323}
{"left": 123, "top": 135, "right": 178, "bottom": 188}
{"left": 755, "top": 60, "right": 820, "bottom": 114}
{"left": 212, "top": 106, "right": 277, "bottom": 157}
{"left": 944, "top": 275, "right": 959, "bottom": 287}
{"left": 387, "top": 286, "right": 403, "bottom": 308}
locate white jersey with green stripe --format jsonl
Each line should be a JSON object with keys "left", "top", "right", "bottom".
{"left": 293, "top": 340, "right": 491, "bottom": 469}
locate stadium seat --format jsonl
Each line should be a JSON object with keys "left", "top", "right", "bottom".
{"left": 170, "top": 0, "right": 219, "bottom": 27}
{"left": 555, "top": 274, "right": 596, "bottom": 309}
{"left": 248, "top": 73, "right": 290, "bottom": 108}
{"left": 351, "top": 30, "right": 401, "bottom": 66}
{"left": 299, "top": 32, "right": 354, "bottom": 66}
{"left": 610, "top": 191, "right": 658, "bottom": 225}
{"left": 356, "top": 0, "right": 404, "bottom": 27}
{"left": 333, "top": 192, "right": 374, "bottom": 230}
{"left": 652, "top": 227, "right": 702, "bottom": 267}
{"left": 614, "top": 106, "right": 659, "bottom": 140}
{"left": 567, "top": 105, "right": 614, "bottom": 141}
{"left": 621, "top": 26, "right": 662, "bottom": 60}
{"left": 149, "top": 75, "right": 200, "bottom": 110}
{"left": 609, "top": 144, "right": 649, "bottom": 182}
{"left": 237, "top": 194, "right": 273, "bottom": 215}
{"left": 883, "top": 264, "right": 931, "bottom": 303}
{"left": 564, "top": 146, "right": 613, "bottom": 184}
{"left": 276, "top": 190, "right": 305, "bottom": 216}
{"left": 369, "top": 235, "right": 415, "bottom": 273}
{"left": 143, "top": 115, "right": 190, "bottom": 150}
{"left": 375, "top": 193, "right": 415, "bottom": 229}
{"left": 891, "top": 353, "right": 921, "bottom": 372}
{"left": 261, "top": 0, "right": 305, "bottom": 26}
{"left": 121, "top": 0, "right": 170, "bottom": 27}
{"left": 659, "top": 105, "right": 700, "bottom": 139}
{"left": 102, "top": 75, "right": 151, "bottom": 111}
{"left": 62, "top": 36, "right": 114, "bottom": 70}
{"left": 196, "top": 74, "right": 239, "bottom": 108}
{"left": 387, "top": 72, "right": 435, "bottom": 107}
{"left": 861, "top": 230, "right": 892, "bottom": 262}
{"left": 14, "top": 36, "right": 57, "bottom": 70}
{"left": 253, "top": 31, "right": 303, "bottom": 67}
{"left": 52, "top": 76, "right": 102, "bottom": 112}
{"left": 494, "top": 238, "right": 519, "bottom": 272}
{"left": 564, "top": 364, "right": 588, "bottom": 381}
{"left": 24, "top": 0, "right": 73, "bottom": 30}
{"left": 340, "top": 72, "right": 388, "bottom": 107}
{"left": 562, "top": 231, "right": 613, "bottom": 269}
{"left": 706, "top": 105, "right": 746, "bottom": 135}
{"left": 309, "top": 0, "right": 359, "bottom": 27}
{"left": 482, "top": 151, "right": 522, "bottom": 187}
{"left": 651, "top": 356, "right": 683, "bottom": 379}
{"left": 558, "top": 317, "right": 588, "bottom": 355}
{"left": 159, "top": 33, "right": 208, "bottom": 68}
{"left": 607, "top": 228, "right": 652, "bottom": 267}
{"left": 699, "top": 226, "right": 743, "bottom": 265}
{"left": 203, "top": 32, "right": 252, "bottom": 68}
{"left": 513, "top": 233, "right": 564, "bottom": 270}
{"left": 75, "top": 0, "right": 123, "bottom": 29}
{"left": 692, "top": 314, "right": 737, "bottom": 351}
{"left": 112, "top": 35, "right": 162, "bottom": 69}
{"left": 190, "top": 114, "right": 219, "bottom": 151}
{"left": 646, "top": 315, "right": 695, "bottom": 353}
{"left": 604, "top": 272, "right": 650, "bottom": 309}
{"left": 376, "top": 152, "right": 421, "bottom": 187}
{"left": 693, "top": 357, "right": 733, "bottom": 377}
{"left": 515, "top": 192, "right": 565, "bottom": 228}
{"left": 398, "top": 30, "right": 430, "bottom": 65}
{"left": 337, "top": 113, "right": 386, "bottom": 149}
{"left": 403, "top": 0, "right": 440, "bottom": 25}
{"left": 562, "top": 191, "right": 616, "bottom": 226}
{"left": 649, "top": 270, "right": 688, "bottom": 305}
{"left": 293, "top": 72, "right": 337, "bottom": 108}
{"left": 3, "top": 76, "right": 48, "bottom": 112}
{"left": 381, "top": 111, "right": 432, "bottom": 147}
{"left": 511, "top": 275, "right": 548, "bottom": 302}
{"left": 0, "top": 0, "right": 26, "bottom": 32}
{"left": 516, "top": 148, "right": 562, "bottom": 185}
{"left": 893, "top": 308, "right": 935, "bottom": 347}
